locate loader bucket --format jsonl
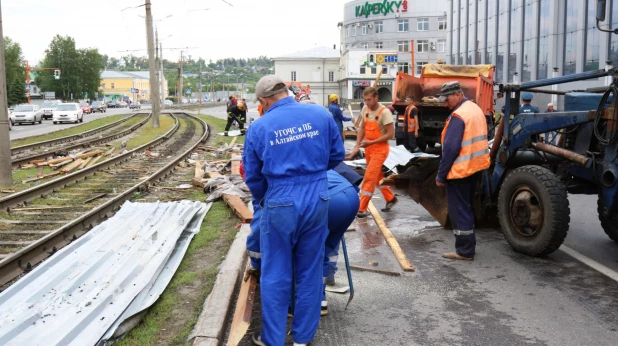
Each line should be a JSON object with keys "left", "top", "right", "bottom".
{"left": 390, "top": 157, "right": 451, "bottom": 227}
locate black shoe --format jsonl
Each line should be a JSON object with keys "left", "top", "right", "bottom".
{"left": 356, "top": 211, "right": 368, "bottom": 218}
{"left": 382, "top": 197, "right": 398, "bottom": 212}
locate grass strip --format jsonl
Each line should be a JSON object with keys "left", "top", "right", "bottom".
{"left": 122, "top": 115, "right": 175, "bottom": 150}
{"left": 10, "top": 114, "right": 131, "bottom": 148}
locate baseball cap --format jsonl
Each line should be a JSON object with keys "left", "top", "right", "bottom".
{"left": 253, "top": 75, "right": 288, "bottom": 102}
{"left": 438, "top": 81, "right": 463, "bottom": 102}
{"left": 522, "top": 92, "right": 533, "bottom": 101}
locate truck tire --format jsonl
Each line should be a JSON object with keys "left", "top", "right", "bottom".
{"left": 498, "top": 165, "right": 570, "bottom": 256}
{"left": 598, "top": 198, "right": 618, "bottom": 242}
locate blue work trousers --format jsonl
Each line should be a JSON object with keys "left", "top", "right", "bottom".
{"left": 260, "top": 175, "right": 329, "bottom": 346}
{"left": 323, "top": 186, "right": 359, "bottom": 300}
{"left": 247, "top": 204, "right": 261, "bottom": 268}
{"left": 446, "top": 173, "right": 479, "bottom": 258}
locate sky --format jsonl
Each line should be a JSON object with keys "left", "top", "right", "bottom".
{"left": 2, "top": 0, "right": 351, "bottom": 65}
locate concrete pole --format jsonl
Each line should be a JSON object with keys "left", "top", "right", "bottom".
{"left": 0, "top": 1, "right": 13, "bottom": 186}
{"left": 199, "top": 63, "right": 202, "bottom": 106}
{"left": 179, "top": 51, "right": 183, "bottom": 108}
{"left": 551, "top": 67, "right": 559, "bottom": 107}
{"left": 145, "top": 0, "right": 161, "bottom": 128}
{"left": 160, "top": 41, "right": 165, "bottom": 109}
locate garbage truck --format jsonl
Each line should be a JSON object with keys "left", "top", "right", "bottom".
{"left": 392, "top": 64, "right": 496, "bottom": 151}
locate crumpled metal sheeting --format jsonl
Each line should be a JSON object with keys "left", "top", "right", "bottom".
{"left": 344, "top": 145, "right": 438, "bottom": 174}
{"left": 203, "top": 175, "right": 250, "bottom": 202}
{"left": 0, "top": 200, "right": 208, "bottom": 346}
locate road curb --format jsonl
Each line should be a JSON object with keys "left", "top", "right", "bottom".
{"left": 190, "top": 223, "right": 250, "bottom": 346}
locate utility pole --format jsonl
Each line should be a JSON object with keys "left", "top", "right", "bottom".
{"left": 160, "top": 41, "right": 165, "bottom": 109}
{"left": 199, "top": 63, "right": 202, "bottom": 106}
{"left": 145, "top": 0, "right": 161, "bottom": 128}
{"left": 179, "top": 51, "right": 183, "bottom": 108}
{"left": 0, "top": 2, "right": 13, "bottom": 186}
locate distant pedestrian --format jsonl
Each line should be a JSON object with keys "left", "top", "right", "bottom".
{"left": 402, "top": 98, "right": 420, "bottom": 152}
{"left": 546, "top": 103, "right": 557, "bottom": 112}
{"left": 328, "top": 94, "right": 351, "bottom": 139}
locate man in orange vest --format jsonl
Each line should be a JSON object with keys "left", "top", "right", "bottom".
{"left": 348, "top": 87, "right": 398, "bottom": 217}
{"left": 403, "top": 98, "right": 420, "bottom": 152}
{"left": 436, "top": 81, "right": 490, "bottom": 261}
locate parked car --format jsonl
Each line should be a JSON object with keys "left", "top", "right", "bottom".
{"left": 79, "top": 102, "right": 92, "bottom": 114}
{"left": 118, "top": 101, "right": 128, "bottom": 108}
{"left": 107, "top": 100, "right": 119, "bottom": 108}
{"left": 41, "top": 100, "right": 61, "bottom": 120}
{"left": 91, "top": 101, "right": 107, "bottom": 113}
{"left": 10, "top": 104, "right": 43, "bottom": 125}
{"left": 129, "top": 101, "right": 141, "bottom": 110}
{"left": 53, "top": 103, "right": 83, "bottom": 124}
{"left": 163, "top": 100, "right": 173, "bottom": 106}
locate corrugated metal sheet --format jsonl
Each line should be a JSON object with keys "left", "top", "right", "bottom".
{"left": 0, "top": 201, "right": 209, "bottom": 346}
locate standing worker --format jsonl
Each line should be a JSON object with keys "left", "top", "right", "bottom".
{"left": 243, "top": 75, "right": 345, "bottom": 346}
{"left": 436, "top": 82, "right": 490, "bottom": 261}
{"left": 348, "top": 87, "right": 398, "bottom": 217}
{"left": 225, "top": 102, "right": 246, "bottom": 135}
{"left": 403, "top": 97, "right": 420, "bottom": 152}
{"left": 519, "top": 92, "right": 539, "bottom": 114}
{"left": 328, "top": 94, "right": 351, "bottom": 139}
{"left": 546, "top": 103, "right": 557, "bottom": 112}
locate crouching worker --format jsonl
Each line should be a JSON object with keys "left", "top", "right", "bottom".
{"left": 225, "top": 102, "right": 247, "bottom": 135}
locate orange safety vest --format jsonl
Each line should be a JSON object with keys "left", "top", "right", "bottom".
{"left": 257, "top": 104, "right": 263, "bottom": 117}
{"left": 404, "top": 104, "right": 417, "bottom": 132}
{"left": 441, "top": 100, "right": 490, "bottom": 180}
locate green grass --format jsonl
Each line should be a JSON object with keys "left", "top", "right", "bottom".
{"left": 10, "top": 114, "right": 130, "bottom": 147}
{"left": 12, "top": 166, "right": 54, "bottom": 182}
{"left": 116, "top": 200, "right": 239, "bottom": 346}
{"left": 122, "top": 115, "right": 175, "bottom": 150}
{"left": 196, "top": 113, "right": 245, "bottom": 146}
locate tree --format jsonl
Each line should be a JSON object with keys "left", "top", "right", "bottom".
{"left": 3, "top": 37, "right": 26, "bottom": 106}
{"left": 36, "top": 35, "right": 104, "bottom": 101}
{"left": 108, "top": 57, "right": 120, "bottom": 69}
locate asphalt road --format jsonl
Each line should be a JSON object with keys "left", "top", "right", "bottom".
{"left": 9, "top": 107, "right": 136, "bottom": 140}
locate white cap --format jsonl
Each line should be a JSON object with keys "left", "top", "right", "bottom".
{"left": 547, "top": 103, "right": 553, "bottom": 107}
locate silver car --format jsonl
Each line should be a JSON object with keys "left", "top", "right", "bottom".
{"left": 41, "top": 100, "right": 61, "bottom": 120}
{"left": 10, "top": 104, "right": 43, "bottom": 125}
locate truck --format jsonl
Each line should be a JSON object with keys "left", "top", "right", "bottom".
{"left": 387, "top": 0, "right": 617, "bottom": 256}
{"left": 391, "top": 64, "right": 495, "bottom": 151}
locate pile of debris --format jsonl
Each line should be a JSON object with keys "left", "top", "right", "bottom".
{"left": 20, "top": 146, "right": 117, "bottom": 184}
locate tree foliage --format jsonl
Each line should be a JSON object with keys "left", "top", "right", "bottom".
{"left": 3, "top": 37, "right": 26, "bottom": 106}
{"left": 36, "top": 35, "right": 105, "bottom": 101}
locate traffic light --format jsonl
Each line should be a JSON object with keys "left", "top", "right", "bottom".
{"left": 54, "top": 70, "right": 60, "bottom": 80}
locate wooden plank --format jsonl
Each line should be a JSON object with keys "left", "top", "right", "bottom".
{"left": 191, "top": 177, "right": 208, "bottom": 188}
{"left": 223, "top": 194, "right": 253, "bottom": 222}
{"left": 61, "top": 159, "right": 84, "bottom": 174}
{"left": 49, "top": 160, "right": 73, "bottom": 169}
{"left": 350, "top": 264, "right": 401, "bottom": 276}
{"left": 46, "top": 156, "right": 73, "bottom": 165}
{"left": 104, "top": 148, "right": 116, "bottom": 157}
{"left": 347, "top": 104, "right": 356, "bottom": 125}
{"left": 226, "top": 260, "right": 258, "bottom": 346}
{"left": 77, "top": 150, "right": 103, "bottom": 159}
{"left": 21, "top": 164, "right": 37, "bottom": 169}
{"left": 228, "top": 136, "right": 238, "bottom": 147}
{"left": 231, "top": 160, "right": 240, "bottom": 175}
{"left": 78, "top": 157, "right": 93, "bottom": 169}
{"left": 11, "top": 206, "right": 69, "bottom": 211}
{"left": 86, "top": 155, "right": 104, "bottom": 167}
{"left": 22, "top": 171, "right": 61, "bottom": 183}
{"left": 37, "top": 165, "right": 43, "bottom": 177}
{"left": 29, "top": 159, "right": 46, "bottom": 165}
{"left": 367, "top": 201, "right": 415, "bottom": 272}
{"left": 195, "top": 160, "right": 204, "bottom": 179}
{"left": 207, "top": 170, "right": 221, "bottom": 178}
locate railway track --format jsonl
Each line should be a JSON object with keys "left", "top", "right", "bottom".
{"left": 10, "top": 113, "right": 152, "bottom": 168}
{"left": 10, "top": 112, "right": 142, "bottom": 157}
{"left": 0, "top": 112, "right": 208, "bottom": 287}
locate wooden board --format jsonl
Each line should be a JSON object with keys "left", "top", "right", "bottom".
{"left": 46, "top": 156, "right": 73, "bottom": 165}
{"left": 223, "top": 194, "right": 253, "bottom": 222}
{"left": 226, "top": 260, "right": 258, "bottom": 346}
{"left": 86, "top": 155, "right": 104, "bottom": 167}
{"left": 367, "top": 202, "right": 416, "bottom": 272}
{"left": 195, "top": 160, "right": 204, "bottom": 179}
{"left": 228, "top": 136, "right": 238, "bottom": 147}
{"left": 22, "top": 171, "right": 61, "bottom": 183}
{"left": 78, "top": 157, "right": 93, "bottom": 169}
{"left": 50, "top": 160, "right": 73, "bottom": 169}
{"left": 77, "top": 150, "right": 104, "bottom": 159}
{"left": 231, "top": 160, "right": 240, "bottom": 175}
{"left": 207, "top": 170, "right": 221, "bottom": 178}
{"left": 60, "top": 159, "right": 84, "bottom": 174}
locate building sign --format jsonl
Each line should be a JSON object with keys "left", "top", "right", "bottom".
{"left": 355, "top": 0, "right": 408, "bottom": 18}
{"left": 353, "top": 81, "right": 372, "bottom": 87}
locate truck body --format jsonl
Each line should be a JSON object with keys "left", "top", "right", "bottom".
{"left": 392, "top": 64, "right": 495, "bottom": 149}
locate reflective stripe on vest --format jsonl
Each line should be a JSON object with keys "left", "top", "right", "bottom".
{"left": 404, "top": 105, "right": 417, "bottom": 132}
{"left": 441, "top": 100, "right": 490, "bottom": 180}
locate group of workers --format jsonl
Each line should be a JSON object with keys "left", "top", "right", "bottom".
{"left": 239, "top": 73, "right": 495, "bottom": 344}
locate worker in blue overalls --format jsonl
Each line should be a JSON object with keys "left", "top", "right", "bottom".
{"left": 244, "top": 163, "right": 360, "bottom": 316}
{"left": 243, "top": 75, "right": 345, "bottom": 346}
{"left": 328, "top": 94, "right": 352, "bottom": 139}
{"left": 519, "top": 92, "right": 540, "bottom": 114}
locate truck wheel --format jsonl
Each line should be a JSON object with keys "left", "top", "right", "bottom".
{"left": 598, "top": 199, "right": 618, "bottom": 242}
{"left": 498, "top": 165, "right": 570, "bottom": 256}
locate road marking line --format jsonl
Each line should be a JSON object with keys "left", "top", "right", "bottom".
{"left": 559, "top": 245, "right": 618, "bottom": 283}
